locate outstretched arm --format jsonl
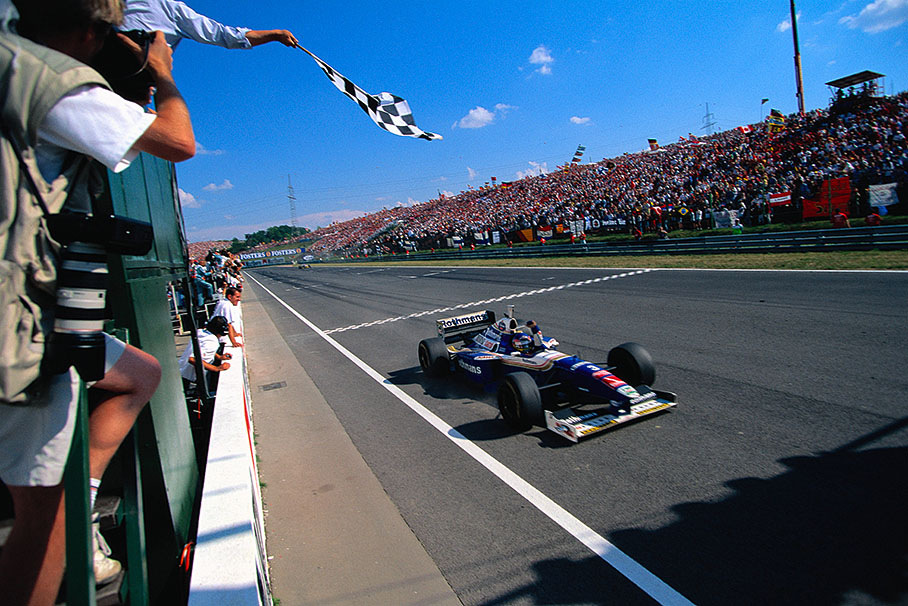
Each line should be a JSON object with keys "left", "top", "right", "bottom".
{"left": 245, "top": 29, "right": 299, "bottom": 48}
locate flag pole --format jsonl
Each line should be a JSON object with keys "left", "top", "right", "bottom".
{"left": 790, "top": 0, "right": 806, "bottom": 115}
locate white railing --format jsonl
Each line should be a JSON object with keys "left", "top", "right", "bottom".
{"left": 188, "top": 345, "right": 271, "bottom": 605}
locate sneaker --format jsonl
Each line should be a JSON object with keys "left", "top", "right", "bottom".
{"left": 92, "top": 522, "right": 122, "bottom": 585}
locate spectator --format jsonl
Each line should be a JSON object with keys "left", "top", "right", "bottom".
{"left": 211, "top": 286, "right": 243, "bottom": 348}
{"left": 0, "top": 0, "right": 194, "bottom": 600}
{"left": 178, "top": 316, "right": 231, "bottom": 386}
{"left": 831, "top": 209, "right": 851, "bottom": 228}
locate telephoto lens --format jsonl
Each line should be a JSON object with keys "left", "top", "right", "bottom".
{"left": 41, "top": 242, "right": 109, "bottom": 381}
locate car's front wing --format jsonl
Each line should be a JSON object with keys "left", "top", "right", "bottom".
{"left": 544, "top": 398, "right": 676, "bottom": 443}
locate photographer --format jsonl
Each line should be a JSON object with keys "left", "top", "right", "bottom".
{"left": 0, "top": 0, "right": 195, "bottom": 602}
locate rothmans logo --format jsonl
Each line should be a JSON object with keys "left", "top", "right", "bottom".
{"left": 458, "top": 359, "right": 482, "bottom": 374}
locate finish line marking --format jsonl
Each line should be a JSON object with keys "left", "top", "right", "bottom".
{"left": 324, "top": 269, "right": 653, "bottom": 334}
{"left": 247, "top": 273, "right": 694, "bottom": 606}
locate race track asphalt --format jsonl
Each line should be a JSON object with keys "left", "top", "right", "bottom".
{"left": 247, "top": 265, "right": 908, "bottom": 606}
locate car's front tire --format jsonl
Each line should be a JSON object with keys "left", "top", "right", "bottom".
{"left": 607, "top": 342, "right": 656, "bottom": 386}
{"left": 498, "top": 372, "right": 543, "bottom": 431}
{"left": 418, "top": 337, "right": 450, "bottom": 377}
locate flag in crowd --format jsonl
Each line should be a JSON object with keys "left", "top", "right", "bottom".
{"left": 571, "top": 144, "right": 586, "bottom": 163}
{"left": 767, "top": 108, "right": 786, "bottom": 133}
{"left": 298, "top": 46, "right": 441, "bottom": 141}
{"left": 769, "top": 191, "right": 792, "bottom": 206}
{"left": 869, "top": 183, "right": 899, "bottom": 208}
{"left": 648, "top": 138, "right": 659, "bottom": 150}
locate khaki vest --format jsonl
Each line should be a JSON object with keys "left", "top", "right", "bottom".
{"left": 0, "top": 31, "right": 108, "bottom": 403}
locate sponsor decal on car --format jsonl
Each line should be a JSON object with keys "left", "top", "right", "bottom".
{"left": 630, "top": 401, "right": 673, "bottom": 415}
{"left": 592, "top": 369, "right": 626, "bottom": 388}
{"left": 458, "top": 359, "right": 482, "bottom": 375}
{"left": 438, "top": 311, "right": 491, "bottom": 329}
{"left": 630, "top": 392, "right": 655, "bottom": 405}
{"left": 473, "top": 334, "right": 499, "bottom": 351}
{"left": 617, "top": 385, "right": 639, "bottom": 397}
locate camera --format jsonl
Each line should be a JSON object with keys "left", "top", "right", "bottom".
{"left": 90, "top": 29, "right": 157, "bottom": 105}
{"left": 46, "top": 213, "right": 154, "bottom": 257}
{"left": 41, "top": 214, "right": 154, "bottom": 380}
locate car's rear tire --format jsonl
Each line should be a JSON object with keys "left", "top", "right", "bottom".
{"left": 607, "top": 342, "right": 656, "bottom": 386}
{"left": 498, "top": 372, "right": 543, "bottom": 431}
{"left": 418, "top": 337, "right": 449, "bottom": 377}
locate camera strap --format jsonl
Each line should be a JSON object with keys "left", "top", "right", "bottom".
{"left": 0, "top": 117, "right": 52, "bottom": 216}
{"left": 1, "top": 117, "right": 92, "bottom": 218}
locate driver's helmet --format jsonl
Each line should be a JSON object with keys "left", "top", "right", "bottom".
{"left": 511, "top": 333, "right": 534, "bottom": 354}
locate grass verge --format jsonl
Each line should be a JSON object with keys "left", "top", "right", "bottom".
{"left": 318, "top": 250, "right": 908, "bottom": 271}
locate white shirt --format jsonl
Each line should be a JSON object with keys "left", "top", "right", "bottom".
{"left": 121, "top": 0, "right": 251, "bottom": 50}
{"left": 37, "top": 85, "right": 156, "bottom": 181}
{"left": 211, "top": 299, "right": 243, "bottom": 343}
{"left": 178, "top": 329, "right": 221, "bottom": 382}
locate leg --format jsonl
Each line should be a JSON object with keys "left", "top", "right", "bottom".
{"left": 0, "top": 370, "right": 80, "bottom": 605}
{"left": 0, "top": 484, "right": 66, "bottom": 606}
{"left": 87, "top": 345, "right": 161, "bottom": 479}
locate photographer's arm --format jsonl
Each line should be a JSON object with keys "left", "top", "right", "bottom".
{"left": 119, "top": 32, "right": 195, "bottom": 162}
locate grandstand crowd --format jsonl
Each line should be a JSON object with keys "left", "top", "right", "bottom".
{"left": 283, "top": 91, "right": 905, "bottom": 257}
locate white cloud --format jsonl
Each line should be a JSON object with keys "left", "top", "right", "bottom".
{"left": 777, "top": 11, "right": 801, "bottom": 32}
{"left": 570, "top": 116, "right": 591, "bottom": 125}
{"left": 202, "top": 179, "right": 234, "bottom": 192}
{"left": 196, "top": 143, "right": 225, "bottom": 156}
{"left": 529, "top": 45, "right": 554, "bottom": 74}
{"left": 453, "top": 106, "right": 496, "bottom": 129}
{"left": 840, "top": 0, "right": 908, "bottom": 32}
{"left": 453, "top": 103, "right": 517, "bottom": 129}
{"left": 178, "top": 188, "right": 200, "bottom": 208}
{"left": 516, "top": 161, "right": 549, "bottom": 179}
{"left": 467, "top": 167, "right": 478, "bottom": 180}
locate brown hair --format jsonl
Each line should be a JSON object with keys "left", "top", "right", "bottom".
{"left": 13, "top": 0, "right": 123, "bottom": 38}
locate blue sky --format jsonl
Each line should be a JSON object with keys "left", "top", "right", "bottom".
{"left": 170, "top": 1, "right": 908, "bottom": 242}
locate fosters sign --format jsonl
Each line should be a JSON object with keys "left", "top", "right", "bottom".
{"left": 239, "top": 248, "right": 303, "bottom": 260}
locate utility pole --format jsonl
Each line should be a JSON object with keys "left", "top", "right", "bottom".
{"left": 790, "top": 0, "right": 805, "bottom": 115}
{"left": 287, "top": 175, "right": 298, "bottom": 231}
{"left": 701, "top": 102, "right": 717, "bottom": 135}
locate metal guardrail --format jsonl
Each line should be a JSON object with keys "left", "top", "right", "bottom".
{"left": 348, "top": 225, "right": 908, "bottom": 263}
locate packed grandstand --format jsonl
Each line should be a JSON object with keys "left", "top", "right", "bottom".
{"left": 197, "top": 90, "right": 908, "bottom": 259}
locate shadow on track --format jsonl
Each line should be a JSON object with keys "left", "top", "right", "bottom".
{"left": 463, "top": 420, "right": 908, "bottom": 606}
{"left": 608, "top": 418, "right": 908, "bottom": 606}
{"left": 387, "top": 367, "right": 588, "bottom": 448}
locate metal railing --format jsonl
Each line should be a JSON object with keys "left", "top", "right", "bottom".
{"left": 346, "top": 225, "right": 908, "bottom": 263}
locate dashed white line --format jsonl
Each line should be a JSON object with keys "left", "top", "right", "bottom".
{"left": 247, "top": 272, "right": 694, "bottom": 606}
{"left": 324, "top": 269, "right": 652, "bottom": 334}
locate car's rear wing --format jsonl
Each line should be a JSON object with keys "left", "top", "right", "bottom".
{"left": 435, "top": 310, "right": 496, "bottom": 342}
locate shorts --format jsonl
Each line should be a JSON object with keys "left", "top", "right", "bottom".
{"left": 0, "top": 333, "right": 126, "bottom": 487}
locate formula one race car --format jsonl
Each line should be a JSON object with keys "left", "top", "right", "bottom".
{"left": 417, "top": 306, "right": 676, "bottom": 442}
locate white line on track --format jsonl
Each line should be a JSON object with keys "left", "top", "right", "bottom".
{"left": 324, "top": 269, "right": 653, "bottom": 334}
{"left": 247, "top": 272, "right": 695, "bottom": 606}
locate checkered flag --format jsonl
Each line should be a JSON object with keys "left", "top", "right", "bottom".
{"left": 300, "top": 47, "right": 441, "bottom": 141}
